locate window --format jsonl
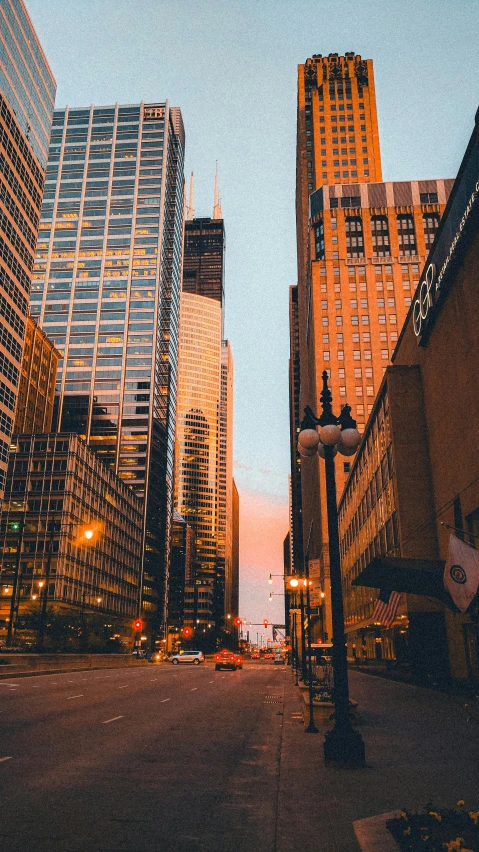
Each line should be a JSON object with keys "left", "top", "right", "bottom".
{"left": 323, "top": 351, "right": 330, "bottom": 360}
{"left": 341, "top": 196, "right": 361, "bottom": 208}
{"left": 355, "top": 386, "right": 363, "bottom": 396}
{"left": 366, "top": 386, "right": 374, "bottom": 396}
{"left": 423, "top": 212, "right": 440, "bottom": 249}
{"left": 336, "top": 333, "right": 343, "bottom": 342}
{"left": 353, "top": 350, "right": 361, "bottom": 360}
{"left": 396, "top": 214, "right": 417, "bottom": 255}
{"left": 361, "top": 315, "right": 369, "bottom": 325}
{"left": 339, "top": 385, "right": 346, "bottom": 396}
{"left": 389, "top": 314, "right": 397, "bottom": 324}
{"left": 378, "top": 314, "right": 386, "bottom": 324}
{"left": 420, "top": 192, "right": 438, "bottom": 204}
{"left": 343, "top": 462, "right": 351, "bottom": 474}
{"left": 322, "top": 317, "right": 328, "bottom": 326}
{"left": 381, "top": 349, "right": 389, "bottom": 359}
{"left": 364, "top": 350, "right": 372, "bottom": 360}
{"left": 321, "top": 300, "right": 328, "bottom": 310}
{"left": 335, "top": 299, "right": 342, "bottom": 310}
{"left": 354, "top": 368, "right": 362, "bottom": 378}
{"left": 323, "top": 334, "right": 329, "bottom": 343}
{"left": 330, "top": 198, "right": 338, "bottom": 209}
{"left": 336, "top": 316, "right": 343, "bottom": 326}
{"left": 338, "top": 368, "right": 345, "bottom": 378}
{"left": 351, "top": 315, "right": 359, "bottom": 325}
{"left": 345, "top": 216, "right": 364, "bottom": 257}
{"left": 338, "top": 349, "right": 344, "bottom": 360}
{"left": 371, "top": 215, "right": 390, "bottom": 256}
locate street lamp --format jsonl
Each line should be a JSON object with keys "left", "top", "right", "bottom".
{"left": 287, "top": 576, "right": 318, "bottom": 734}
{"left": 268, "top": 573, "right": 284, "bottom": 585}
{"left": 298, "top": 370, "right": 365, "bottom": 766}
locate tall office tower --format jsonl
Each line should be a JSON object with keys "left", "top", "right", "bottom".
{"left": 14, "top": 316, "right": 59, "bottom": 433}
{"left": 219, "top": 340, "right": 234, "bottom": 621}
{"left": 292, "top": 52, "right": 452, "bottom": 639}
{"left": 174, "top": 292, "right": 222, "bottom": 627}
{"left": 0, "top": 0, "right": 55, "bottom": 496}
{"left": 231, "top": 478, "right": 239, "bottom": 619}
{"left": 30, "top": 102, "right": 185, "bottom": 635}
{"left": 182, "top": 217, "right": 226, "bottom": 308}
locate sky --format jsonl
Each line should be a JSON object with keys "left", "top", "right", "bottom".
{"left": 26, "top": 0, "right": 479, "bottom": 643}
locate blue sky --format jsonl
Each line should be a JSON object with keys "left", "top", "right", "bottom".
{"left": 26, "top": 0, "right": 479, "bottom": 636}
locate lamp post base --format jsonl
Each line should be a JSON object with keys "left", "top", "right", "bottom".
{"left": 324, "top": 723, "right": 366, "bottom": 767}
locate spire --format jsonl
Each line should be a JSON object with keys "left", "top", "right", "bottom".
{"left": 186, "top": 171, "right": 194, "bottom": 220}
{"left": 213, "top": 161, "right": 222, "bottom": 219}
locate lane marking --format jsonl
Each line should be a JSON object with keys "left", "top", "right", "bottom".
{"left": 32, "top": 685, "right": 40, "bottom": 688}
{"left": 102, "top": 716, "right": 124, "bottom": 724}
{"left": 160, "top": 698, "right": 170, "bottom": 703}
{"left": 67, "top": 694, "right": 83, "bottom": 700}
{"left": 150, "top": 679, "right": 158, "bottom": 682}
{"left": 118, "top": 685, "right": 128, "bottom": 689}
{"left": 0, "top": 756, "right": 13, "bottom": 763}
{"left": 191, "top": 687, "right": 197, "bottom": 691}
{"left": 209, "top": 681, "right": 214, "bottom": 683}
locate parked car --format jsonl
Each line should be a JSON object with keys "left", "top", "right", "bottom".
{"left": 214, "top": 650, "right": 242, "bottom": 671}
{"left": 251, "top": 652, "right": 260, "bottom": 659}
{"left": 273, "top": 654, "right": 285, "bottom": 665}
{"left": 171, "top": 650, "right": 205, "bottom": 665}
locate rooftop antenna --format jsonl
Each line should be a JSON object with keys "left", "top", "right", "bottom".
{"left": 186, "top": 171, "right": 195, "bottom": 220}
{"left": 213, "top": 161, "right": 222, "bottom": 219}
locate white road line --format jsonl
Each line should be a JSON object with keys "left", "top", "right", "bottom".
{"left": 118, "top": 685, "right": 128, "bottom": 689}
{"left": 150, "top": 679, "right": 158, "bottom": 682}
{"left": 0, "top": 756, "right": 13, "bottom": 763}
{"left": 191, "top": 687, "right": 197, "bottom": 691}
{"left": 160, "top": 698, "right": 170, "bottom": 703}
{"left": 67, "top": 694, "right": 83, "bottom": 700}
{"left": 32, "top": 686, "right": 40, "bottom": 688}
{"left": 209, "top": 681, "right": 214, "bottom": 683}
{"left": 102, "top": 716, "right": 124, "bottom": 724}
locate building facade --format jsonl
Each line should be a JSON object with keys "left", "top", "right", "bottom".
{"left": 30, "top": 101, "right": 185, "bottom": 635}
{"left": 231, "top": 478, "right": 239, "bottom": 619}
{"left": 218, "top": 340, "right": 234, "bottom": 623}
{"left": 174, "top": 292, "right": 222, "bottom": 627}
{"left": 14, "top": 315, "right": 59, "bottom": 434}
{"left": 0, "top": 432, "right": 143, "bottom": 645}
{"left": 0, "top": 0, "right": 55, "bottom": 497}
{"left": 338, "top": 108, "right": 479, "bottom": 683}
{"left": 182, "top": 217, "right": 225, "bottom": 308}
{"left": 292, "top": 51, "right": 452, "bottom": 641}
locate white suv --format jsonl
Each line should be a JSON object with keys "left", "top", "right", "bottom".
{"left": 171, "top": 650, "right": 205, "bottom": 666}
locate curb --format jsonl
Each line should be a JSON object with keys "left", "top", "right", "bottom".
{"left": 353, "top": 811, "right": 401, "bottom": 852}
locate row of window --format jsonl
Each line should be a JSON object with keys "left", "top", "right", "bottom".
{"left": 315, "top": 213, "right": 440, "bottom": 259}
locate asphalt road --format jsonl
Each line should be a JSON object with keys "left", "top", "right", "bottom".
{"left": 0, "top": 661, "right": 289, "bottom": 852}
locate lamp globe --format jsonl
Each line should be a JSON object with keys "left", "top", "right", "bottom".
{"left": 317, "top": 442, "right": 337, "bottom": 459}
{"left": 319, "top": 424, "right": 342, "bottom": 446}
{"left": 337, "top": 428, "right": 361, "bottom": 456}
{"left": 297, "top": 442, "right": 318, "bottom": 458}
{"left": 298, "top": 428, "right": 320, "bottom": 451}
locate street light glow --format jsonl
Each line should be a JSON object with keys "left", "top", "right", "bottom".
{"left": 84, "top": 529, "right": 94, "bottom": 540}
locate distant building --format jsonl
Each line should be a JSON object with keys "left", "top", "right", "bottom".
{"left": 339, "top": 109, "right": 479, "bottom": 684}
{"left": 168, "top": 509, "right": 195, "bottom": 629}
{"left": 174, "top": 292, "right": 222, "bottom": 627}
{"left": 0, "top": 0, "right": 56, "bottom": 497}
{"left": 231, "top": 478, "right": 239, "bottom": 618}
{"left": 14, "top": 316, "right": 59, "bottom": 434}
{"left": 30, "top": 101, "right": 186, "bottom": 637}
{"left": 182, "top": 218, "right": 225, "bottom": 309}
{"left": 0, "top": 432, "right": 143, "bottom": 643}
{"left": 218, "top": 340, "right": 234, "bottom": 623}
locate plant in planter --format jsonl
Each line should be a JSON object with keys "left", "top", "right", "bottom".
{"left": 386, "top": 802, "right": 479, "bottom": 851}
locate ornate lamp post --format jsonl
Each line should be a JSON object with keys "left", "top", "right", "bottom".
{"left": 298, "top": 370, "right": 365, "bottom": 767}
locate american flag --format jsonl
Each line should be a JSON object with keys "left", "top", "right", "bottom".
{"left": 372, "top": 589, "right": 402, "bottom": 627}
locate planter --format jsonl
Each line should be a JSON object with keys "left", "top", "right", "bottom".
{"left": 353, "top": 811, "right": 401, "bottom": 852}
{"left": 301, "top": 693, "right": 360, "bottom": 726}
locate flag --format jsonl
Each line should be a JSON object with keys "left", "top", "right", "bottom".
{"left": 444, "top": 534, "right": 479, "bottom": 613}
{"left": 372, "top": 589, "right": 402, "bottom": 627}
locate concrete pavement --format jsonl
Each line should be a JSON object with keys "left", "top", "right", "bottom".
{"left": 276, "top": 668, "right": 479, "bottom": 851}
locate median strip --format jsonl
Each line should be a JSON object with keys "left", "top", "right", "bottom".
{"left": 102, "top": 716, "right": 124, "bottom": 724}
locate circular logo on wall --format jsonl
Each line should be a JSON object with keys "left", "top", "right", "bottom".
{"left": 450, "top": 564, "right": 467, "bottom": 585}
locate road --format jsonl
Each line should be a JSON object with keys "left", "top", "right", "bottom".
{"left": 0, "top": 661, "right": 289, "bottom": 852}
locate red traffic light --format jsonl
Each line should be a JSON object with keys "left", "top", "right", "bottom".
{"left": 133, "top": 619, "right": 142, "bottom": 631}
{"left": 263, "top": 619, "right": 269, "bottom": 628}
{"left": 234, "top": 617, "right": 241, "bottom": 627}
{"left": 182, "top": 626, "right": 193, "bottom": 637}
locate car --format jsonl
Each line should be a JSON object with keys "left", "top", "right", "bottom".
{"left": 170, "top": 650, "right": 205, "bottom": 665}
{"left": 214, "top": 650, "right": 242, "bottom": 671}
{"left": 251, "top": 652, "right": 260, "bottom": 659}
{"left": 273, "top": 654, "right": 285, "bottom": 664}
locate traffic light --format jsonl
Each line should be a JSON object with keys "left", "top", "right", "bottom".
{"left": 133, "top": 619, "right": 142, "bottom": 631}
{"left": 263, "top": 619, "right": 269, "bottom": 628}
{"left": 182, "top": 626, "right": 193, "bottom": 637}
{"left": 234, "top": 617, "right": 241, "bottom": 627}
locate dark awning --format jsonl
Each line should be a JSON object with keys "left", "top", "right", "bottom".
{"left": 351, "top": 556, "right": 459, "bottom": 611}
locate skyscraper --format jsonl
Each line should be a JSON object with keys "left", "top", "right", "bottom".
{"left": 292, "top": 53, "right": 451, "bottom": 639}
{"left": 182, "top": 217, "right": 226, "bottom": 308}
{"left": 174, "top": 292, "right": 222, "bottom": 627}
{"left": 0, "top": 0, "right": 56, "bottom": 496}
{"left": 31, "top": 101, "right": 185, "bottom": 635}
{"left": 218, "top": 340, "right": 234, "bottom": 621}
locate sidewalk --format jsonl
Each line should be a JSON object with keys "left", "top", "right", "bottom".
{"left": 276, "top": 668, "right": 479, "bottom": 852}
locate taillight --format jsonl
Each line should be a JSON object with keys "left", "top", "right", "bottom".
{"left": 215, "top": 655, "right": 220, "bottom": 660}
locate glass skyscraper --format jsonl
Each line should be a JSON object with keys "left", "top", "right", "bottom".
{"left": 31, "top": 102, "right": 185, "bottom": 634}
{"left": 0, "top": 0, "right": 55, "bottom": 498}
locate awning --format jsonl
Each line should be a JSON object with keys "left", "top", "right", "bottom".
{"left": 351, "top": 556, "right": 459, "bottom": 611}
